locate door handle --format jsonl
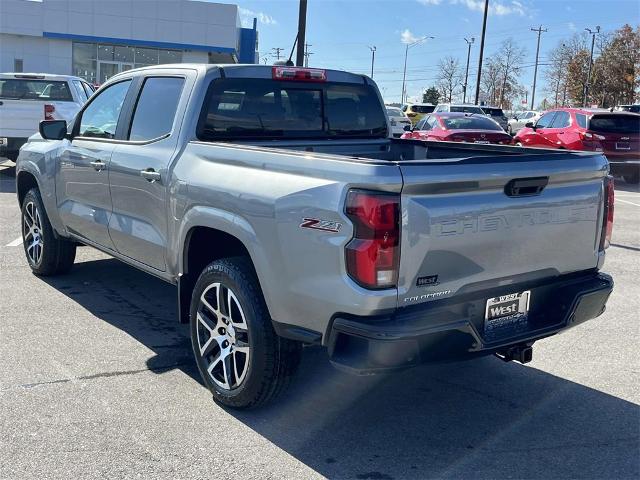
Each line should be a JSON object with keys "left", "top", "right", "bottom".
{"left": 140, "top": 168, "right": 161, "bottom": 183}
{"left": 90, "top": 160, "right": 106, "bottom": 171}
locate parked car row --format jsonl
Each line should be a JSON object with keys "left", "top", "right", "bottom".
{"left": 0, "top": 73, "right": 94, "bottom": 160}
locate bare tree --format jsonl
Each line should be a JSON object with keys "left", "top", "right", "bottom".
{"left": 494, "top": 38, "right": 526, "bottom": 108}
{"left": 545, "top": 42, "right": 572, "bottom": 107}
{"left": 481, "top": 57, "right": 501, "bottom": 105}
{"left": 436, "top": 56, "right": 463, "bottom": 103}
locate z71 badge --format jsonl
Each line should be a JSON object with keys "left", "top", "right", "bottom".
{"left": 300, "top": 218, "right": 342, "bottom": 233}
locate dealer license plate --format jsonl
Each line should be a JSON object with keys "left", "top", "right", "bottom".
{"left": 615, "top": 142, "right": 630, "bottom": 150}
{"left": 485, "top": 290, "right": 530, "bottom": 324}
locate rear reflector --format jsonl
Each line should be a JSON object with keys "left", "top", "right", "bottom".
{"left": 345, "top": 190, "right": 400, "bottom": 289}
{"left": 272, "top": 66, "right": 326, "bottom": 82}
{"left": 599, "top": 175, "right": 614, "bottom": 250}
{"left": 44, "top": 104, "right": 55, "bottom": 120}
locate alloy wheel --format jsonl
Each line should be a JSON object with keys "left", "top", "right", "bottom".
{"left": 196, "top": 282, "right": 250, "bottom": 390}
{"left": 23, "top": 201, "right": 44, "bottom": 265}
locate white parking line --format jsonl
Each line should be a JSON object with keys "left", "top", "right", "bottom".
{"left": 6, "top": 236, "right": 22, "bottom": 247}
{"left": 617, "top": 198, "right": 640, "bottom": 207}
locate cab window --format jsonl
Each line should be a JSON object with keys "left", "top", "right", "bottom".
{"left": 78, "top": 80, "right": 131, "bottom": 139}
{"left": 550, "top": 111, "right": 570, "bottom": 128}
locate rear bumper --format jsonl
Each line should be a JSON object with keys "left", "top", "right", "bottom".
{"left": 328, "top": 271, "right": 613, "bottom": 374}
{"left": 0, "top": 137, "right": 28, "bottom": 156}
{"left": 607, "top": 159, "right": 640, "bottom": 176}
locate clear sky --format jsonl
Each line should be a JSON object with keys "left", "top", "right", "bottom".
{"left": 233, "top": 0, "right": 640, "bottom": 105}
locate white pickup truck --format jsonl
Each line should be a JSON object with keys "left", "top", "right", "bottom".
{"left": 0, "top": 73, "right": 93, "bottom": 160}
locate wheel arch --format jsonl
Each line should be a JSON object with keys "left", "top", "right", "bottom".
{"left": 16, "top": 170, "right": 40, "bottom": 207}
{"left": 176, "top": 213, "right": 271, "bottom": 325}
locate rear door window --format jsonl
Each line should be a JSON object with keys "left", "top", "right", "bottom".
{"left": 73, "top": 80, "right": 88, "bottom": 102}
{"left": 198, "top": 78, "right": 387, "bottom": 140}
{"left": 589, "top": 114, "right": 640, "bottom": 134}
{"left": 575, "top": 113, "right": 588, "bottom": 128}
{"left": 0, "top": 79, "right": 73, "bottom": 101}
{"left": 128, "top": 77, "right": 185, "bottom": 141}
{"left": 550, "top": 111, "right": 570, "bottom": 128}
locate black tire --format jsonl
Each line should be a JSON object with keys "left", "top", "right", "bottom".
{"left": 623, "top": 171, "right": 640, "bottom": 185}
{"left": 21, "top": 188, "right": 76, "bottom": 276}
{"left": 190, "top": 257, "right": 302, "bottom": 409}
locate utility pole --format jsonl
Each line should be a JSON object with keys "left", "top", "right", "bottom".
{"left": 296, "top": 0, "right": 308, "bottom": 67}
{"left": 529, "top": 25, "right": 547, "bottom": 111}
{"left": 583, "top": 25, "right": 600, "bottom": 107}
{"left": 463, "top": 37, "right": 474, "bottom": 104}
{"left": 271, "top": 47, "right": 284, "bottom": 60}
{"left": 474, "top": 0, "right": 489, "bottom": 105}
{"left": 368, "top": 45, "right": 376, "bottom": 78}
{"left": 303, "top": 43, "right": 313, "bottom": 67}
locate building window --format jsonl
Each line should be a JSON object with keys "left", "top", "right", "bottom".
{"left": 14, "top": 59, "right": 23, "bottom": 72}
{"left": 72, "top": 42, "right": 183, "bottom": 85}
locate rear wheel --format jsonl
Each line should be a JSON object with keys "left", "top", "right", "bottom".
{"left": 190, "top": 257, "right": 301, "bottom": 408}
{"left": 21, "top": 188, "right": 76, "bottom": 275}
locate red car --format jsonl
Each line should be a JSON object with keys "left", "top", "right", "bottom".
{"left": 400, "top": 112, "right": 512, "bottom": 145}
{"left": 514, "top": 108, "right": 640, "bottom": 184}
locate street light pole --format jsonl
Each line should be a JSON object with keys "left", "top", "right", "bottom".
{"left": 463, "top": 37, "right": 474, "bottom": 104}
{"left": 530, "top": 25, "right": 547, "bottom": 111}
{"left": 583, "top": 25, "right": 600, "bottom": 107}
{"left": 401, "top": 36, "right": 433, "bottom": 105}
{"left": 474, "top": 0, "right": 489, "bottom": 105}
{"left": 368, "top": 45, "right": 376, "bottom": 78}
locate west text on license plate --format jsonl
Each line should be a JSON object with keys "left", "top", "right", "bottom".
{"left": 485, "top": 291, "right": 530, "bottom": 323}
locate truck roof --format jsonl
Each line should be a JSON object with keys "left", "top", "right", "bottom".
{"left": 108, "top": 63, "right": 371, "bottom": 85}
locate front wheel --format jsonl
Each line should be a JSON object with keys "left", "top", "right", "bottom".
{"left": 190, "top": 257, "right": 301, "bottom": 408}
{"left": 21, "top": 188, "right": 76, "bottom": 275}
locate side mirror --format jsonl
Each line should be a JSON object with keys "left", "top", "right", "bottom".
{"left": 525, "top": 121, "right": 535, "bottom": 129}
{"left": 39, "top": 120, "right": 68, "bottom": 140}
{"left": 403, "top": 124, "right": 412, "bottom": 132}
{"left": 513, "top": 116, "right": 519, "bottom": 121}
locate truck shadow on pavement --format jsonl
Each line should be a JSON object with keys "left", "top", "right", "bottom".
{"left": 43, "top": 257, "right": 639, "bottom": 480}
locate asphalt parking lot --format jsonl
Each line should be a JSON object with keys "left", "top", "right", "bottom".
{"left": 0, "top": 157, "right": 638, "bottom": 479}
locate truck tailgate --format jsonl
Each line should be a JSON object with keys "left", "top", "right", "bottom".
{"left": 397, "top": 152, "right": 608, "bottom": 306}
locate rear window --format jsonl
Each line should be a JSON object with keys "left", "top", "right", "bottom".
{"left": 441, "top": 115, "right": 502, "bottom": 131}
{"left": 410, "top": 105, "right": 435, "bottom": 114}
{"left": 386, "top": 107, "right": 403, "bottom": 117}
{"left": 589, "top": 114, "right": 640, "bottom": 134}
{"left": 576, "top": 113, "right": 588, "bottom": 128}
{"left": 450, "top": 105, "right": 485, "bottom": 114}
{"left": 198, "top": 78, "right": 387, "bottom": 140}
{"left": 0, "top": 79, "right": 73, "bottom": 101}
{"left": 483, "top": 108, "right": 504, "bottom": 116}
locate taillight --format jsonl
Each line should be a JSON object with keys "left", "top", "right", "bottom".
{"left": 345, "top": 190, "right": 400, "bottom": 289}
{"left": 580, "top": 131, "right": 605, "bottom": 141}
{"left": 599, "top": 175, "right": 614, "bottom": 250}
{"left": 448, "top": 135, "right": 465, "bottom": 142}
{"left": 44, "top": 104, "right": 55, "bottom": 120}
{"left": 272, "top": 66, "right": 326, "bottom": 82}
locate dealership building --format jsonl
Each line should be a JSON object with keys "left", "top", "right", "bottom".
{"left": 0, "top": 0, "right": 259, "bottom": 84}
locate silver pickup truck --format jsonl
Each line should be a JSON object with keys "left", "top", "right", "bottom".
{"left": 16, "top": 64, "right": 614, "bottom": 408}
